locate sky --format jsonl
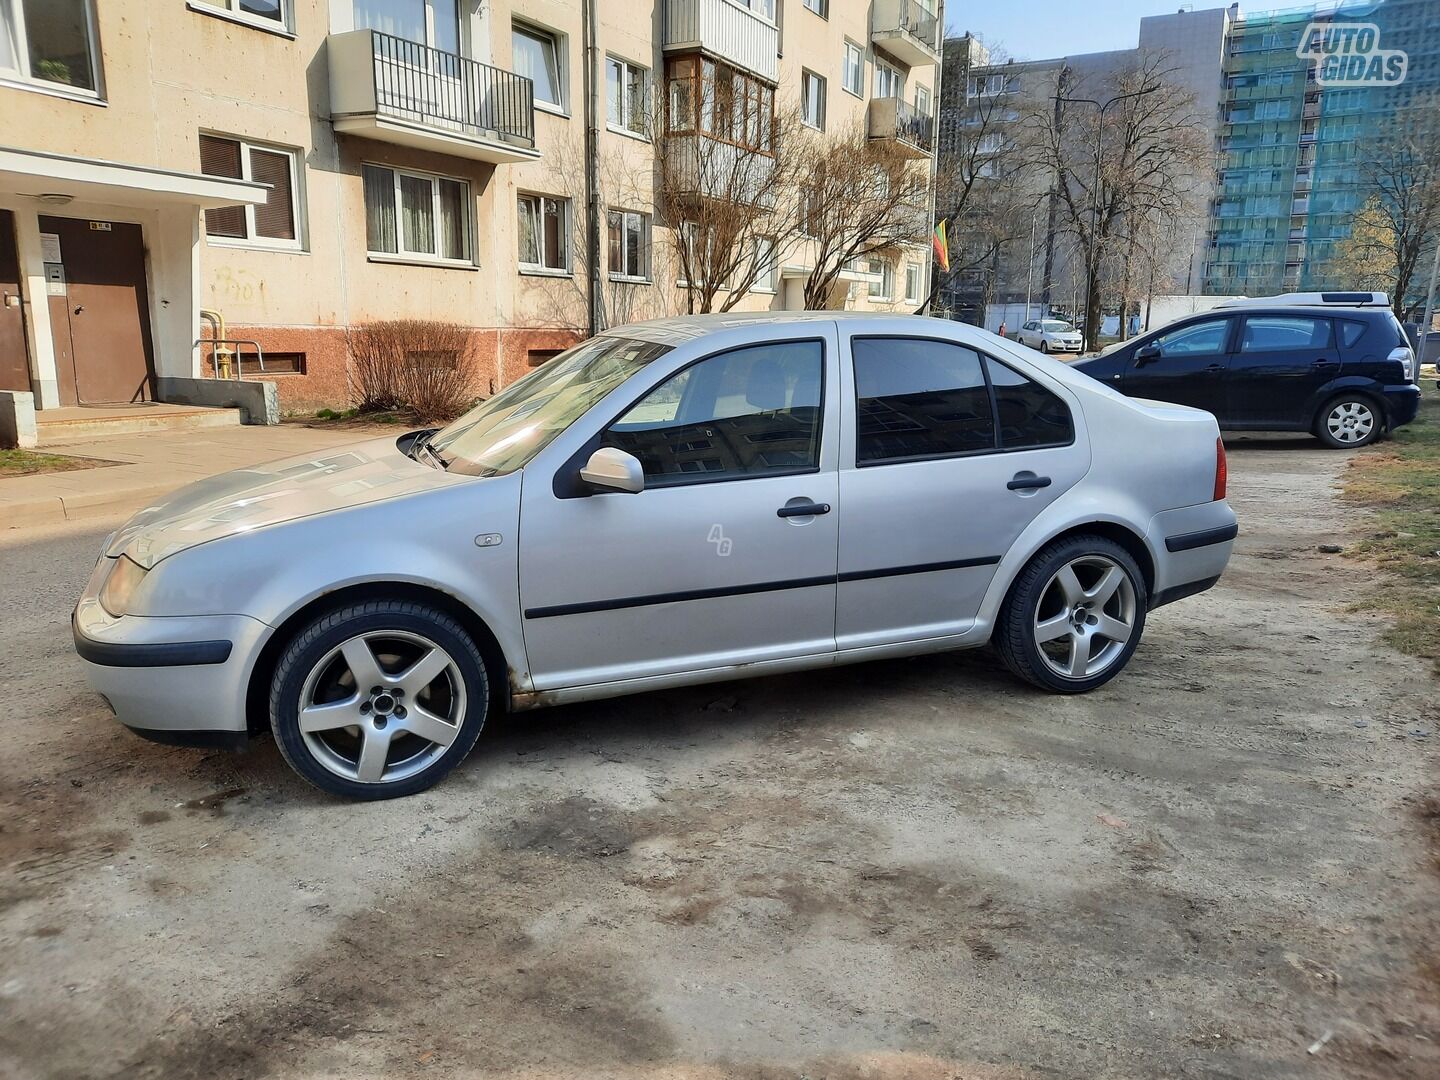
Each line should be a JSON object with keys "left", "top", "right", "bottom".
{"left": 945, "top": 0, "right": 1222, "bottom": 62}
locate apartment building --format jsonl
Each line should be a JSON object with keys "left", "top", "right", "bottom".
{"left": 0, "top": 0, "right": 939, "bottom": 416}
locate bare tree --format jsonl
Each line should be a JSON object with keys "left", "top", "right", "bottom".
{"left": 1021, "top": 51, "right": 1209, "bottom": 347}
{"left": 791, "top": 122, "right": 933, "bottom": 309}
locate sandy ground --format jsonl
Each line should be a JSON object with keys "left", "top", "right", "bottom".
{"left": 1, "top": 436, "right": 1438, "bottom": 1080}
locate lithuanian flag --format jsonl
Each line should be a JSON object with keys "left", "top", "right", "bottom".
{"left": 933, "top": 219, "right": 950, "bottom": 273}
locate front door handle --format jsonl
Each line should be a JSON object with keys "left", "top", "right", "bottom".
{"left": 1007, "top": 474, "right": 1052, "bottom": 491}
{"left": 777, "top": 500, "right": 831, "bottom": 518}
{"left": 1312, "top": 357, "right": 1336, "bottom": 367}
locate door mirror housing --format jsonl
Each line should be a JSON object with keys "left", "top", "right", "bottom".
{"left": 1134, "top": 342, "right": 1162, "bottom": 364}
{"left": 579, "top": 446, "right": 645, "bottom": 494}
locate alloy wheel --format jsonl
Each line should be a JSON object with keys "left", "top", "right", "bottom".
{"left": 1032, "top": 555, "right": 1137, "bottom": 680}
{"left": 297, "top": 630, "right": 466, "bottom": 784}
{"left": 1326, "top": 400, "right": 1375, "bottom": 445}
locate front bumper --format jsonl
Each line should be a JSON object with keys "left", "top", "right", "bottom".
{"left": 73, "top": 567, "right": 269, "bottom": 743}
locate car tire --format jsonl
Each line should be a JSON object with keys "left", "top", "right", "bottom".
{"left": 1039, "top": 341, "right": 1050, "bottom": 353}
{"left": 994, "top": 534, "right": 1148, "bottom": 694}
{"left": 269, "top": 599, "right": 490, "bottom": 800}
{"left": 1314, "top": 394, "right": 1382, "bottom": 449}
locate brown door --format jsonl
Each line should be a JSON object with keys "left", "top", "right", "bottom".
{"left": 40, "top": 215, "right": 155, "bottom": 405}
{"left": 0, "top": 211, "right": 29, "bottom": 392}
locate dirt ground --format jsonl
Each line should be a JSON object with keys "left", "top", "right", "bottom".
{"left": 2, "top": 436, "right": 1438, "bottom": 1080}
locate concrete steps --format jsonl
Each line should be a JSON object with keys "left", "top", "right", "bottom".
{"left": 35, "top": 404, "right": 242, "bottom": 447}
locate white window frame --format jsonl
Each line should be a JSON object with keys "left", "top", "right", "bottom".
{"left": 0, "top": 0, "right": 104, "bottom": 100}
{"left": 513, "top": 19, "right": 566, "bottom": 115}
{"left": 676, "top": 221, "right": 728, "bottom": 290}
{"left": 875, "top": 57, "right": 904, "bottom": 100}
{"left": 802, "top": 0, "right": 827, "bottom": 17}
{"left": 363, "top": 163, "right": 472, "bottom": 266}
{"left": 914, "top": 84, "right": 931, "bottom": 117}
{"left": 517, "top": 192, "right": 571, "bottom": 275}
{"left": 801, "top": 69, "right": 825, "bottom": 131}
{"left": 904, "top": 261, "right": 922, "bottom": 303}
{"left": 188, "top": 0, "right": 292, "bottom": 37}
{"left": 607, "top": 208, "right": 651, "bottom": 283}
{"left": 867, "top": 259, "right": 893, "bottom": 301}
{"left": 841, "top": 40, "right": 863, "bottom": 98}
{"left": 203, "top": 134, "right": 305, "bottom": 252}
{"left": 734, "top": 0, "right": 776, "bottom": 21}
{"left": 752, "top": 236, "right": 777, "bottom": 293}
{"left": 605, "top": 54, "right": 649, "bottom": 139}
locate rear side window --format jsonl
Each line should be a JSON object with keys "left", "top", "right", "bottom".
{"left": 1241, "top": 315, "right": 1333, "bottom": 351}
{"left": 851, "top": 338, "right": 1072, "bottom": 464}
{"left": 1338, "top": 320, "right": 1368, "bottom": 348}
{"left": 603, "top": 340, "right": 823, "bottom": 485}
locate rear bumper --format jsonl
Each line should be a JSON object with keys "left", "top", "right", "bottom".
{"left": 1147, "top": 502, "right": 1238, "bottom": 608}
{"left": 1383, "top": 384, "right": 1421, "bottom": 429}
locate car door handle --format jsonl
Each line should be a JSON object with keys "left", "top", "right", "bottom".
{"left": 1007, "top": 474, "right": 1052, "bottom": 491}
{"left": 1205, "top": 363, "right": 1226, "bottom": 372}
{"left": 777, "top": 500, "right": 831, "bottom": 518}
{"left": 1312, "top": 358, "right": 1337, "bottom": 367}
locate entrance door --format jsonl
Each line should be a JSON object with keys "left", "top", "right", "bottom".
{"left": 0, "top": 211, "right": 29, "bottom": 392}
{"left": 40, "top": 215, "right": 154, "bottom": 405}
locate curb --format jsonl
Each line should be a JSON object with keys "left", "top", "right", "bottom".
{"left": 3, "top": 481, "right": 176, "bottom": 529}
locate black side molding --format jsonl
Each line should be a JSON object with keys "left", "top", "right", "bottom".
{"left": 122, "top": 724, "right": 251, "bottom": 751}
{"left": 73, "top": 614, "right": 233, "bottom": 668}
{"left": 1150, "top": 575, "right": 1222, "bottom": 610}
{"left": 1165, "top": 523, "right": 1239, "bottom": 553}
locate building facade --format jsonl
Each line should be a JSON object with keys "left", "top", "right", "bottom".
{"left": 0, "top": 0, "right": 938, "bottom": 415}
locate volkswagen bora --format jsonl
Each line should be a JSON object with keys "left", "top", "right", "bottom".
{"left": 74, "top": 315, "right": 1237, "bottom": 799}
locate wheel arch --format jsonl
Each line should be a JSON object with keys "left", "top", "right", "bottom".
{"left": 993, "top": 519, "right": 1157, "bottom": 622}
{"left": 1309, "top": 381, "right": 1389, "bottom": 432}
{"left": 244, "top": 581, "right": 515, "bottom": 735}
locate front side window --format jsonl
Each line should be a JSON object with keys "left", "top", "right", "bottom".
{"left": 606, "top": 55, "right": 647, "bottom": 135}
{"left": 363, "top": 164, "right": 469, "bottom": 262}
{"left": 513, "top": 22, "right": 562, "bottom": 109}
{"left": 602, "top": 341, "right": 824, "bottom": 486}
{"left": 518, "top": 193, "right": 569, "bottom": 272}
{"left": 201, "top": 134, "right": 303, "bottom": 247}
{"left": 842, "top": 40, "right": 863, "bottom": 97}
{"left": 1151, "top": 318, "right": 1231, "bottom": 358}
{"left": 429, "top": 335, "right": 673, "bottom": 477}
{"left": 801, "top": 70, "right": 825, "bottom": 130}
{"left": 607, "top": 209, "right": 649, "bottom": 281}
{"left": 1241, "top": 315, "right": 1332, "bottom": 351}
{"left": 0, "top": 0, "right": 100, "bottom": 94}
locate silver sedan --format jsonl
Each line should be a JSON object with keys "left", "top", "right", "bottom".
{"left": 74, "top": 314, "right": 1237, "bottom": 799}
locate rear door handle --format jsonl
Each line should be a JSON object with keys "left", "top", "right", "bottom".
{"left": 1007, "top": 475, "right": 1052, "bottom": 491}
{"left": 777, "top": 500, "right": 831, "bottom": 518}
{"left": 1312, "top": 358, "right": 1337, "bottom": 367}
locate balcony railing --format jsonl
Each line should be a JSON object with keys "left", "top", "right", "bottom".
{"left": 328, "top": 29, "right": 537, "bottom": 163}
{"left": 662, "top": 0, "right": 779, "bottom": 82}
{"left": 868, "top": 96, "right": 934, "bottom": 157}
{"left": 871, "top": 0, "right": 940, "bottom": 66}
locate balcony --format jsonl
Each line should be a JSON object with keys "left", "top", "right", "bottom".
{"left": 327, "top": 30, "right": 538, "bottom": 164}
{"left": 662, "top": 135, "right": 776, "bottom": 207}
{"left": 871, "top": 0, "right": 940, "bottom": 67}
{"left": 868, "top": 97, "right": 934, "bottom": 158}
{"left": 662, "top": 0, "right": 779, "bottom": 83}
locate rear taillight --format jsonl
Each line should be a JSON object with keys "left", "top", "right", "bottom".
{"left": 1389, "top": 345, "right": 1416, "bottom": 382}
{"left": 1213, "top": 437, "right": 1227, "bottom": 502}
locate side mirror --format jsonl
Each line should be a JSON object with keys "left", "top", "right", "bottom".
{"left": 579, "top": 446, "right": 645, "bottom": 494}
{"left": 1134, "top": 342, "right": 1161, "bottom": 365}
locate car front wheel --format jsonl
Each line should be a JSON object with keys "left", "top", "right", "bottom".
{"left": 1315, "top": 395, "right": 1381, "bottom": 449}
{"left": 269, "top": 599, "right": 490, "bottom": 799}
{"left": 1039, "top": 340, "right": 1050, "bottom": 353}
{"left": 994, "top": 535, "right": 1147, "bottom": 693}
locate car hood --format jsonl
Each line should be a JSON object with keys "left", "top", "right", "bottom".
{"left": 106, "top": 434, "right": 467, "bottom": 568}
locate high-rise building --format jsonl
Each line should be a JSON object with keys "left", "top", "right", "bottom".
{"left": 0, "top": 0, "right": 939, "bottom": 419}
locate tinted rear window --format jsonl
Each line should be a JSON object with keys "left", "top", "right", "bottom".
{"left": 1338, "top": 319, "right": 1368, "bottom": 349}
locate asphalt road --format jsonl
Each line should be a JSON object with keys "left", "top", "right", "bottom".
{"left": 2, "top": 438, "right": 1438, "bottom": 1079}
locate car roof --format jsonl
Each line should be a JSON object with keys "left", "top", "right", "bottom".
{"left": 601, "top": 310, "right": 945, "bottom": 345}
{"left": 1178, "top": 305, "right": 1392, "bottom": 322}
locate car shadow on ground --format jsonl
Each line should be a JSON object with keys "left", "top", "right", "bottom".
{"left": 1222, "top": 433, "right": 1323, "bottom": 452}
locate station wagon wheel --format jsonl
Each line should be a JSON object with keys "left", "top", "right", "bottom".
{"left": 269, "top": 600, "right": 490, "bottom": 800}
{"left": 994, "top": 534, "right": 1148, "bottom": 694}
{"left": 1316, "top": 396, "right": 1379, "bottom": 449}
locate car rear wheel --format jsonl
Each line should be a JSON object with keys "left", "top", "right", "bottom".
{"left": 994, "top": 535, "right": 1147, "bottom": 693}
{"left": 269, "top": 600, "right": 490, "bottom": 800}
{"left": 1315, "top": 395, "right": 1380, "bottom": 449}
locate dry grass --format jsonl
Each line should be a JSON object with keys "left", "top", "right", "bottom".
{"left": 1342, "top": 384, "right": 1440, "bottom": 671}
{"left": 0, "top": 449, "right": 115, "bottom": 478}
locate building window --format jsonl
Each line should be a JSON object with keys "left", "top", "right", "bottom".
{"left": 664, "top": 56, "right": 774, "bottom": 155}
{"left": 867, "top": 259, "right": 893, "bottom": 301}
{"left": 801, "top": 69, "right": 825, "bottom": 130}
{"left": 354, "top": 0, "right": 460, "bottom": 53}
{"left": 676, "top": 221, "right": 729, "bottom": 289}
{"left": 875, "top": 57, "right": 903, "bottom": 100}
{"left": 0, "top": 0, "right": 101, "bottom": 95}
{"left": 193, "top": 0, "right": 290, "bottom": 34}
{"left": 239, "top": 351, "right": 305, "bottom": 375}
{"left": 734, "top": 0, "right": 775, "bottom": 18}
{"left": 527, "top": 348, "right": 563, "bottom": 367}
{"left": 607, "top": 209, "right": 650, "bottom": 281}
{"left": 606, "top": 55, "right": 647, "bottom": 136}
{"left": 802, "top": 0, "right": 827, "bottom": 17}
{"left": 200, "top": 134, "right": 302, "bottom": 248}
{"left": 518, "top": 193, "right": 569, "bottom": 273}
{"left": 915, "top": 84, "right": 931, "bottom": 117}
{"left": 753, "top": 236, "right": 777, "bottom": 293}
{"left": 841, "top": 40, "right": 863, "bottom": 97}
{"left": 904, "top": 262, "right": 922, "bottom": 303}
{"left": 512, "top": 22, "right": 562, "bottom": 110}
{"left": 362, "top": 164, "right": 470, "bottom": 263}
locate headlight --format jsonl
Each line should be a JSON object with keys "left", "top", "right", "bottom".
{"left": 99, "top": 556, "right": 147, "bottom": 617}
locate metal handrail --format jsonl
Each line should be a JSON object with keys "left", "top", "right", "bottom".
{"left": 195, "top": 337, "right": 265, "bottom": 380}
{"left": 369, "top": 30, "right": 535, "bottom": 146}
{"left": 897, "top": 0, "right": 939, "bottom": 49}
{"left": 893, "top": 97, "right": 934, "bottom": 154}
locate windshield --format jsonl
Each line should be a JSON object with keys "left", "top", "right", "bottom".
{"left": 428, "top": 335, "right": 672, "bottom": 476}
{"left": 1041, "top": 320, "right": 1074, "bottom": 332}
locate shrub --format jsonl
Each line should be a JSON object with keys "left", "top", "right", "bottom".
{"left": 346, "top": 319, "right": 479, "bottom": 422}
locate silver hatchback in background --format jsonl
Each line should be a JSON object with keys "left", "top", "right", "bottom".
{"left": 74, "top": 314, "right": 1237, "bottom": 799}
{"left": 1017, "top": 319, "right": 1085, "bottom": 354}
